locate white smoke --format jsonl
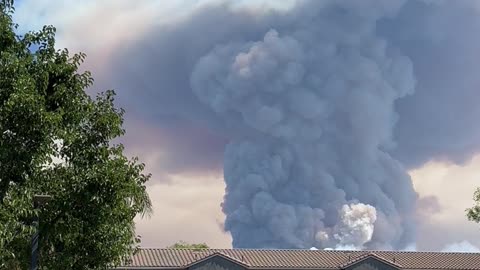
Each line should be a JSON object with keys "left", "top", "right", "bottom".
{"left": 333, "top": 203, "right": 377, "bottom": 248}
{"left": 442, "top": 241, "right": 480, "bottom": 253}
{"left": 315, "top": 203, "right": 377, "bottom": 250}
{"left": 324, "top": 245, "right": 359, "bottom": 251}
{"left": 401, "top": 243, "right": 417, "bottom": 251}
{"left": 191, "top": 0, "right": 416, "bottom": 249}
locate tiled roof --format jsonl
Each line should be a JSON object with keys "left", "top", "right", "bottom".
{"left": 338, "top": 252, "right": 403, "bottom": 269}
{"left": 120, "top": 248, "right": 480, "bottom": 269}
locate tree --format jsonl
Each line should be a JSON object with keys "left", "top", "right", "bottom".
{"left": 0, "top": 1, "right": 152, "bottom": 269}
{"left": 467, "top": 188, "right": 480, "bottom": 223}
{"left": 168, "top": 241, "right": 210, "bottom": 250}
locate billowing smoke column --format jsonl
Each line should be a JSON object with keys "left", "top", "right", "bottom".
{"left": 190, "top": 0, "right": 417, "bottom": 249}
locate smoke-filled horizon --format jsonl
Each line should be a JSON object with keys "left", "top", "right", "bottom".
{"left": 14, "top": 0, "right": 480, "bottom": 250}
{"left": 105, "top": 0, "right": 480, "bottom": 250}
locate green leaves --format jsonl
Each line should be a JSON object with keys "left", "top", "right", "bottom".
{"left": 168, "top": 241, "right": 210, "bottom": 250}
{"left": 467, "top": 187, "right": 480, "bottom": 223}
{"left": 0, "top": 2, "right": 151, "bottom": 269}
{"left": 0, "top": 0, "right": 14, "bottom": 12}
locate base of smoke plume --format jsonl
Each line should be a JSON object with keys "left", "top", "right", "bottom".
{"left": 441, "top": 241, "right": 480, "bottom": 253}
{"left": 310, "top": 241, "right": 480, "bottom": 252}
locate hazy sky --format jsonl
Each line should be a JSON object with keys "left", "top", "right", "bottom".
{"left": 13, "top": 0, "right": 480, "bottom": 251}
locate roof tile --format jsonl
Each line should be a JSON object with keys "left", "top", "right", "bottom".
{"left": 121, "top": 249, "right": 480, "bottom": 269}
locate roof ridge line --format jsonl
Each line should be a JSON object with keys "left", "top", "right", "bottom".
{"left": 338, "top": 252, "right": 403, "bottom": 269}
{"left": 136, "top": 248, "right": 480, "bottom": 255}
{"left": 184, "top": 251, "right": 251, "bottom": 268}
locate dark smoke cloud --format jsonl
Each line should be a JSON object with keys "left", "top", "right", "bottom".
{"left": 104, "top": 4, "right": 269, "bottom": 182}
{"left": 105, "top": 4, "right": 276, "bottom": 182}
{"left": 190, "top": 1, "right": 417, "bottom": 249}
{"left": 103, "top": 0, "right": 480, "bottom": 250}
{"left": 379, "top": 0, "right": 480, "bottom": 168}
{"left": 107, "top": 4, "right": 275, "bottom": 130}
{"left": 120, "top": 117, "right": 226, "bottom": 183}
{"left": 416, "top": 195, "right": 442, "bottom": 217}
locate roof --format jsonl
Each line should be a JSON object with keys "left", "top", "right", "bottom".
{"left": 338, "top": 252, "right": 403, "bottom": 269}
{"left": 183, "top": 252, "right": 250, "bottom": 269}
{"left": 119, "top": 248, "right": 480, "bottom": 270}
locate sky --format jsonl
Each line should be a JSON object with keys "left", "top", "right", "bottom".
{"left": 12, "top": 0, "right": 480, "bottom": 251}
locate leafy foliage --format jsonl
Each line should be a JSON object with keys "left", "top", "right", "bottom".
{"left": 168, "top": 241, "right": 210, "bottom": 250}
{"left": 467, "top": 188, "right": 480, "bottom": 223}
{"left": 0, "top": 1, "right": 151, "bottom": 269}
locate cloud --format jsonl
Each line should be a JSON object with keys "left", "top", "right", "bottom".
{"left": 134, "top": 174, "right": 231, "bottom": 248}
{"left": 442, "top": 241, "right": 480, "bottom": 253}
{"left": 13, "top": 0, "right": 480, "bottom": 251}
{"left": 410, "top": 155, "right": 480, "bottom": 250}
{"left": 416, "top": 195, "right": 442, "bottom": 217}
{"left": 121, "top": 117, "right": 226, "bottom": 183}
{"left": 379, "top": 0, "right": 480, "bottom": 167}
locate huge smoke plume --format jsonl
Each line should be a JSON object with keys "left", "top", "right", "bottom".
{"left": 101, "top": 0, "right": 480, "bottom": 250}
{"left": 190, "top": 1, "right": 416, "bottom": 249}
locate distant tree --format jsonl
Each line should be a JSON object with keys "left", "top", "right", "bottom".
{"left": 467, "top": 188, "right": 480, "bottom": 222}
{"left": 0, "top": 1, "right": 151, "bottom": 269}
{"left": 168, "top": 241, "right": 210, "bottom": 250}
